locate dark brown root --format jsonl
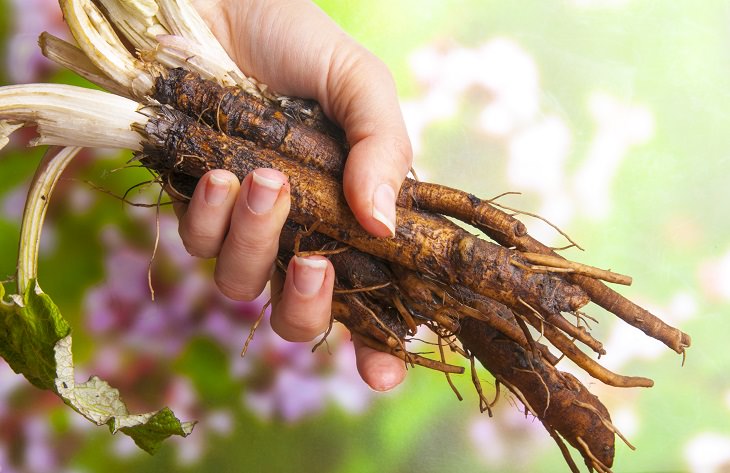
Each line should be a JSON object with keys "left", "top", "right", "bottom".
{"left": 458, "top": 316, "right": 616, "bottom": 470}
{"left": 153, "top": 68, "right": 689, "bottom": 356}
{"left": 154, "top": 68, "right": 348, "bottom": 176}
{"left": 277, "top": 221, "right": 621, "bottom": 469}
{"left": 140, "top": 107, "right": 591, "bottom": 318}
{"left": 518, "top": 252, "right": 632, "bottom": 286}
{"left": 140, "top": 69, "right": 693, "bottom": 472}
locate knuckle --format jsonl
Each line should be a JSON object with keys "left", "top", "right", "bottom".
{"left": 213, "top": 232, "right": 278, "bottom": 301}
{"left": 213, "top": 270, "right": 263, "bottom": 302}
{"left": 274, "top": 321, "right": 321, "bottom": 343}
{"left": 271, "top": 309, "right": 328, "bottom": 343}
{"left": 179, "top": 227, "right": 220, "bottom": 258}
{"left": 225, "top": 227, "right": 278, "bottom": 259}
{"left": 346, "top": 45, "right": 391, "bottom": 82}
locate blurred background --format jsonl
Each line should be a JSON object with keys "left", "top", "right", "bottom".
{"left": 1, "top": 0, "right": 729, "bottom": 472}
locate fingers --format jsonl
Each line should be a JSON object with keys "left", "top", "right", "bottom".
{"left": 178, "top": 168, "right": 335, "bottom": 341}
{"left": 177, "top": 169, "right": 406, "bottom": 391}
{"left": 270, "top": 255, "right": 335, "bottom": 342}
{"left": 353, "top": 336, "right": 407, "bottom": 391}
{"left": 177, "top": 169, "right": 240, "bottom": 258}
{"left": 270, "top": 262, "right": 406, "bottom": 390}
{"left": 189, "top": 1, "right": 411, "bottom": 390}
{"left": 178, "top": 168, "right": 291, "bottom": 301}
{"left": 213, "top": 168, "right": 290, "bottom": 301}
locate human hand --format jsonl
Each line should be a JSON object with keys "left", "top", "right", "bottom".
{"left": 177, "top": 0, "right": 413, "bottom": 391}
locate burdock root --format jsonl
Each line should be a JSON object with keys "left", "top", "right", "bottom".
{"left": 0, "top": 2, "right": 691, "bottom": 470}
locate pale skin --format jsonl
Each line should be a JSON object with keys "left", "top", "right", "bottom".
{"left": 176, "top": 0, "right": 413, "bottom": 391}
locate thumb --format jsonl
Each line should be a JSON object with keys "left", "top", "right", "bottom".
{"left": 322, "top": 44, "right": 413, "bottom": 238}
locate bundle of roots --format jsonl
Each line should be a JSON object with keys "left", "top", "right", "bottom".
{"left": 0, "top": 1, "right": 691, "bottom": 471}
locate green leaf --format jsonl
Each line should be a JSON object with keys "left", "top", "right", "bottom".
{"left": 0, "top": 280, "right": 70, "bottom": 390}
{"left": 120, "top": 408, "right": 197, "bottom": 455}
{"left": 0, "top": 280, "right": 195, "bottom": 454}
{"left": 54, "top": 334, "right": 196, "bottom": 454}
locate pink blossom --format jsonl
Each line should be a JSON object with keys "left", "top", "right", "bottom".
{"left": 243, "top": 323, "right": 373, "bottom": 422}
{"left": 6, "top": 0, "right": 68, "bottom": 83}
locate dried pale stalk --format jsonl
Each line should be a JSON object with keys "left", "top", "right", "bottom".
{"left": 59, "top": 0, "right": 157, "bottom": 95}
{"left": 0, "top": 121, "right": 23, "bottom": 150}
{"left": 38, "top": 32, "right": 130, "bottom": 98}
{"left": 94, "top": 0, "right": 168, "bottom": 51}
{"left": 0, "top": 84, "right": 144, "bottom": 150}
{"left": 154, "top": 0, "right": 270, "bottom": 97}
{"left": 17, "top": 147, "right": 83, "bottom": 292}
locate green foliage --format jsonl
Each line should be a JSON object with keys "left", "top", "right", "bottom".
{"left": 0, "top": 280, "right": 71, "bottom": 391}
{"left": 0, "top": 281, "right": 194, "bottom": 454}
{"left": 119, "top": 408, "right": 197, "bottom": 455}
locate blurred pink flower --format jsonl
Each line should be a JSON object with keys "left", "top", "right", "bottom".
{"left": 244, "top": 323, "right": 372, "bottom": 422}
{"left": 6, "top": 0, "right": 67, "bottom": 83}
{"left": 24, "top": 416, "right": 58, "bottom": 473}
{"left": 403, "top": 38, "right": 540, "bottom": 155}
{"left": 1, "top": 182, "right": 28, "bottom": 220}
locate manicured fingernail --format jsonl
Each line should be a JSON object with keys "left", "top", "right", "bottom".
{"left": 205, "top": 173, "right": 231, "bottom": 206}
{"left": 293, "top": 256, "right": 327, "bottom": 296}
{"left": 248, "top": 170, "right": 284, "bottom": 214}
{"left": 372, "top": 183, "right": 396, "bottom": 237}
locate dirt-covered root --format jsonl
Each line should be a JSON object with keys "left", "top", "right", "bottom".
{"left": 280, "top": 216, "right": 650, "bottom": 388}
{"left": 152, "top": 68, "right": 689, "bottom": 357}
{"left": 401, "top": 178, "right": 691, "bottom": 355}
{"left": 330, "top": 297, "right": 464, "bottom": 374}
{"left": 276, "top": 219, "right": 649, "bottom": 469}
{"left": 140, "top": 107, "right": 590, "bottom": 318}
{"left": 153, "top": 68, "right": 347, "bottom": 176}
{"left": 458, "top": 316, "right": 616, "bottom": 472}
{"left": 0, "top": 0, "right": 691, "bottom": 469}
{"left": 398, "top": 178, "right": 690, "bottom": 354}
{"left": 391, "top": 265, "right": 652, "bottom": 388}
{"left": 392, "top": 266, "right": 605, "bottom": 356}
{"left": 277, "top": 223, "right": 463, "bottom": 374}
{"left": 140, "top": 68, "right": 677, "bottom": 471}
{"left": 139, "top": 100, "right": 662, "bottom": 468}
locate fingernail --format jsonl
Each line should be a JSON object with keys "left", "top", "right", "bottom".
{"left": 205, "top": 173, "right": 231, "bottom": 206}
{"left": 248, "top": 170, "right": 284, "bottom": 214}
{"left": 293, "top": 256, "right": 327, "bottom": 296}
{"left": 372, "top": 183, "right": 396, "bottom": 237}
